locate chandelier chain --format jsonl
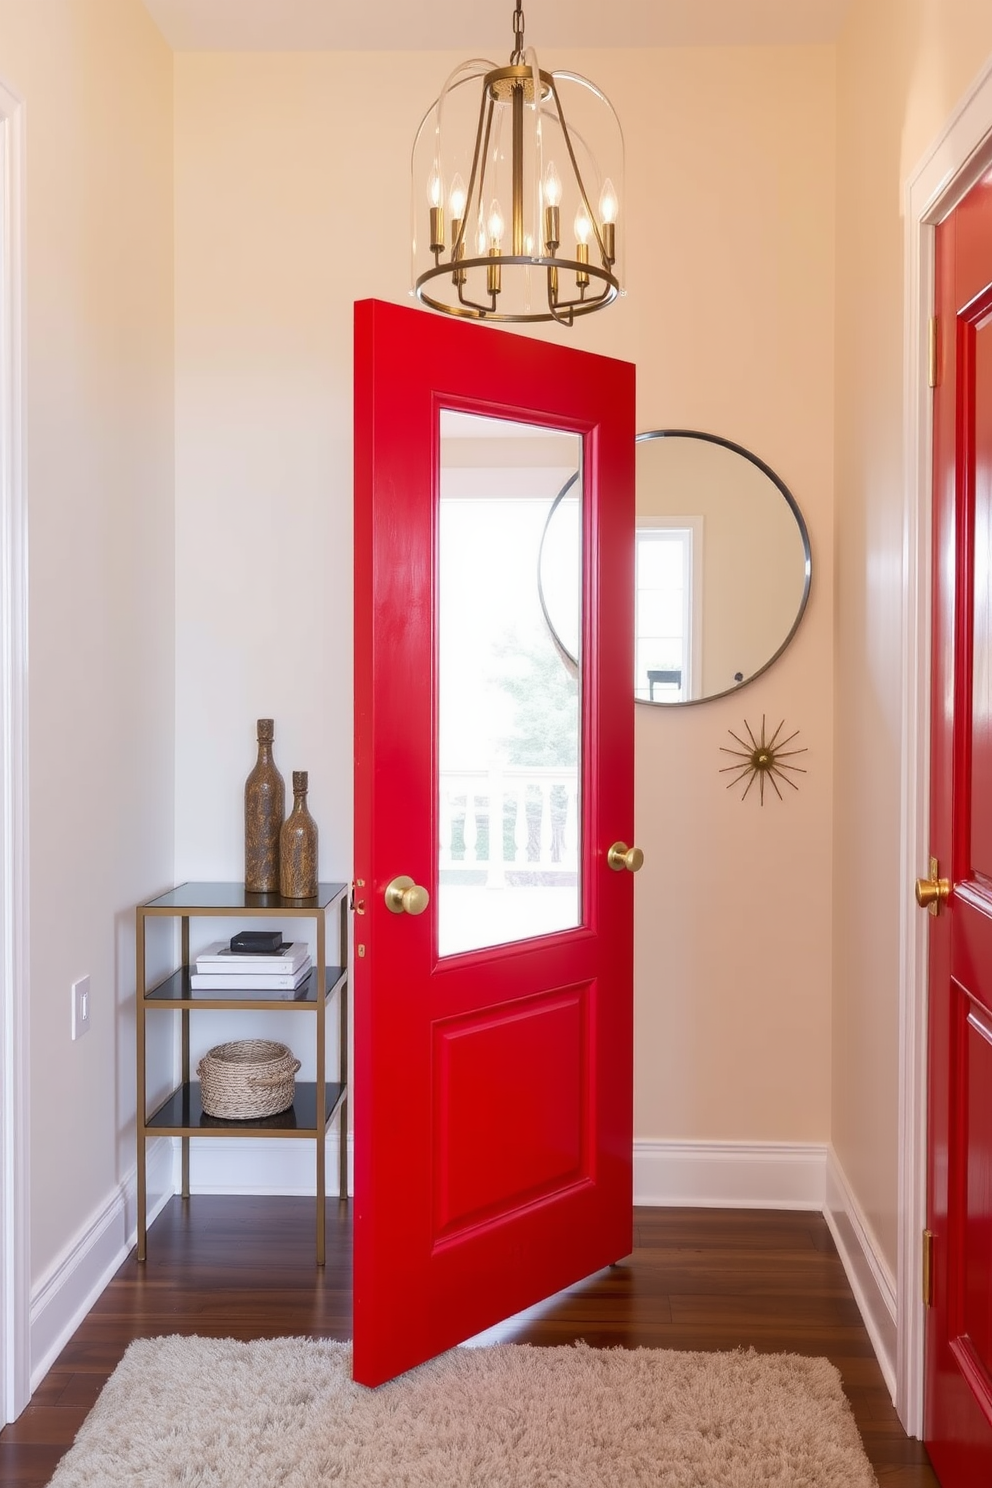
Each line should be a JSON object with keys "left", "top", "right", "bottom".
{"left": 511, "top": 0, "right": 525, "bottom": 63}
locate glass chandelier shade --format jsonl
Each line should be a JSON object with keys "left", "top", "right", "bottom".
{"left": 411, "top": 5, "right": 625, "bottom": 326}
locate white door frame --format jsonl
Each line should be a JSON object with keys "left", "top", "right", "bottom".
{"left": 0, "top": 74, "right": 29, "bottom": 1427}
{"left": 899, "top": 54, "right": 992, "bottom": 1437}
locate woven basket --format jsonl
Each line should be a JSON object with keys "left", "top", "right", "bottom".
{"left": 197, "top": 1039, "right": 300, "bottom": 1120}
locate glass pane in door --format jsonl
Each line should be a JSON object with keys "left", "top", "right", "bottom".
{"left": 438, "top": 410, "right": 583, "bottom": 958}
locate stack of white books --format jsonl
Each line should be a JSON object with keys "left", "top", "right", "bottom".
{"left": 189, "top": 940, "right": 312, "bottom": 991}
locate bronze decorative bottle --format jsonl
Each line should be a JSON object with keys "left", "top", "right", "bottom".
{"left": 280, "top": 771, "right": 318, "bottom": 899}
{"left": 244, "top": 719, "right": 285, "bottom": 893}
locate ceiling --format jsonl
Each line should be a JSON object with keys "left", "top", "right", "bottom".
{"left": 139, "top": 0, "right": 853, "bottom": 53}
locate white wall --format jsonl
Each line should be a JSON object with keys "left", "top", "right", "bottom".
{"left": 173, "top": 46, "right": 835, "bottom": 1149}
{"left": 0, "top": 0, "right": 175, "bottom": 1293}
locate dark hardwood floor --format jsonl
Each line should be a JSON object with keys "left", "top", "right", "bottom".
{"left": 0, "top": 1198, "right": 938, "bottom": 1486}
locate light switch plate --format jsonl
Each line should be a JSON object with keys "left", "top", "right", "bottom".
{"left": 71, "top": 975, "right": 91, "bottom": 1039}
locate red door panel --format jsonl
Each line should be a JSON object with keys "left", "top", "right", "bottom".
{"left": 432, "top": 984, "right": 590, "bottom": 1239}
{"left": 353, "top": 299, "right": 635, "bottom": 1388}
{"left": 970, "top": 314, "right": 992, "bottom": 873}
{"left": 925, "top": 171, "right": 992, "bottom": 1483}
{"left": 961, "top": 1000, "right": 992, "bottom": 1386}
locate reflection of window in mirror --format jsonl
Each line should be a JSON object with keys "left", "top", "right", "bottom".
{"left": 634, "top": 517, "right": 703, "bottom": 703}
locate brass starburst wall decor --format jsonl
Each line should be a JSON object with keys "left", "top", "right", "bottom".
{"left": 719, "top": 716, "right": 808, "bottom": 804}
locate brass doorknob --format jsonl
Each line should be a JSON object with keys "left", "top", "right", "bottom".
{"left": 915, "top": 857, "right": 950, "bottom": 916}
{"left": 607, "top": 842, "right": 644, "bottom": 873}
{"left": 384, "top": 875, "right": 430, "bottom": 915}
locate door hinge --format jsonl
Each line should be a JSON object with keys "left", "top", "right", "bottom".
{"left": 929, "top": 316, "right": 939, "bottom": 388}
{"left": 922, "top": 1228, "right": 934, "bottom": 1308}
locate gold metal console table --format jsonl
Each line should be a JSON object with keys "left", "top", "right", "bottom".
{"left": 135, "top": 881, "right": 349, "bottom": 1265}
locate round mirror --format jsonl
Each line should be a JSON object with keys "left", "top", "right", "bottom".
{"left": 538, "top": 429, "right": 811, "bottom": 705}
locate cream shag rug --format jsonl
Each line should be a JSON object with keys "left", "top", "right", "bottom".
{"left": 48, "top": 1336, "right": 878, "bottom": 1487}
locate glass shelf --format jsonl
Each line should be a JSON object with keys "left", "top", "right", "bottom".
{"left": 140, "top": 881, "right": 348, "bottom": 913}
{"left": 143, "top": 964, "right": 347, "bottom": 1007}
{"left": 147, "top": 1080, "right": 346, "bottom": 1135}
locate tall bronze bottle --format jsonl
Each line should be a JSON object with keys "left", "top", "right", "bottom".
{"left": 280, "top": 770, "right": 318, "bottom": 899}
{"left": 244, "top": 718, "right": 285, "bottom": 893}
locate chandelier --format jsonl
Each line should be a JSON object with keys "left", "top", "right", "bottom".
{"left": 411, "top": 2, "right": 624, "bottom": 326}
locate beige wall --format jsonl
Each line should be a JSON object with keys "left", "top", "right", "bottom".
{"left": 0, "top": 0, "right": 175, "bottom": 1283}
{"left": 173, "top": 46, "right": 835, "bottom": 1146}
{"left": 833, "top": 2, "right": 992, "bottom": 1270}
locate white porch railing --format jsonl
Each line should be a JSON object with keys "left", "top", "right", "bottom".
{"left": 439, "top": 764, "right": 579, "bottom": 888}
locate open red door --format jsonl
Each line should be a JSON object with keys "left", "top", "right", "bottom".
{"left": 353, "top": 298, "right": 636, "bottom": 1387}
{"left": 924, "top": 173, "right": 992, "bottom": 1481}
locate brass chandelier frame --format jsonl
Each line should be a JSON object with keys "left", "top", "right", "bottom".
{"left": 413, "top": 3, "right": 622, "bottom": 326}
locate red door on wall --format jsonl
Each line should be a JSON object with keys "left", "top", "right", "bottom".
{"left": 924, "top": 170, "right": 992, "bottom": 1483}
{"left": 352, "top": 298, "right": 637, "bottom": 1388}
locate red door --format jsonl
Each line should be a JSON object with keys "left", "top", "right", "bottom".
{"left": 352, "top": 298, "right": 636, "bottom": 1388}
{"left": 925, "top": 171, "right": 992, "bottom": 1482}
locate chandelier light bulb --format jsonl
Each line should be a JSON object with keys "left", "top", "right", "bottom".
{"left": 486, "top": 199, "right": 504, "bottom": 297}
{"left": 598, "top": 178, "right": 618, "bottom": 266}
{"left": 447, "top": 171, "right": 468, "bottom": 283}
{"left": 427, "top": 163, "right": 445, "bottom": 255}
{"left": 448, "top": 173, "right": 467, "bottom": 220}
{"left": 544, "top": 163, "right": 563, "bottom": 255}
{"left": 487, "top": 199, "right": 505, "bottom": 248}
{"left": 574, "top": 205, "right": 591, "bottom": 290}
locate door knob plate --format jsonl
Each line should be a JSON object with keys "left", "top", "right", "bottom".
{"left": 915, "top": 856, "right": 950, "bottom": 916}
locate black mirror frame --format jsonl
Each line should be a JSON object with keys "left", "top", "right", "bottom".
{"left": 537, "top": 428, "right": 813, "bottom": 707}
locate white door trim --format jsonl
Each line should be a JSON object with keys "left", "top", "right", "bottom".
{"left": 900, "top": 55, "right": 992, "bottom": 1438}
{"left": 0, "top": 73, "right": 28, "bottom": 1427}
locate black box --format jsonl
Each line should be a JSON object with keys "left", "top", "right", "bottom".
{"left": 229, "top": 930, "right": 285, "bottom": 954}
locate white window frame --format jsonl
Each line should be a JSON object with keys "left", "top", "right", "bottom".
{"left": 635, "top": 515, "right": 703, "bottom": 703}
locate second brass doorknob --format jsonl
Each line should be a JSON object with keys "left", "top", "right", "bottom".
{"left": 915, "top": 857, "right": 950, "bottom": 916}
{"left": 384, "top": 875, "right": 430, "bottom": 915}
{"left": 607, "top": 842, "right": 644, "bottom": 873}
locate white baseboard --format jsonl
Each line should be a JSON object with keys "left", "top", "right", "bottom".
{"left": 633, "top": 1139, "right": 828, "bottom": 1209}
{"left": 824, "top": 1148, "right": 898, "bottom": 1400}
{"left": 29, "top": 1138, "right": 173, "bottom": 1391}
{"left": 633, "top": 1139, "right": 897, "bottom": 1402}
{"left": 186, "top": 1132, "right": 352, "bottom": 1196}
